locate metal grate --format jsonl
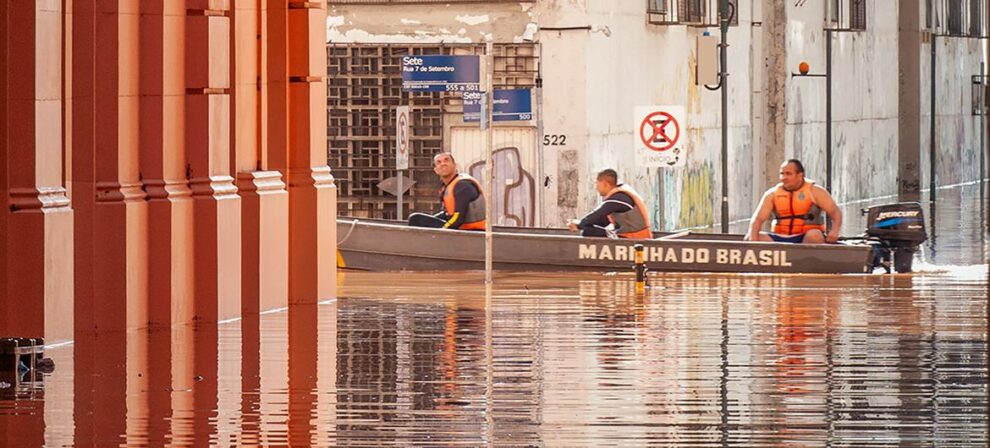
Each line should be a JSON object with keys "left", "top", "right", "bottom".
{"left": 969, "top": 0, "right": 985, "bottom": 36}
{"left": 827, "top": 0, "right": 867, "bottom": 31}
{"left": 327, "top": 43, "right": 538, "bottom": 219}
{"left": 849, "top": 0, "right": 867, "bottom": 30}
{"left": 948, "top": 0, "right": 966, "bottom": 35}
{"left": 647, "top": 0, "right": 738, "bottom": 26}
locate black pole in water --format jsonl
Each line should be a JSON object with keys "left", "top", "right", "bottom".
{"left": 930, "top": 34, "right": 937, "bottom": 204}
{"left": 719, "top": 0, "right": 729, "bottom": 234}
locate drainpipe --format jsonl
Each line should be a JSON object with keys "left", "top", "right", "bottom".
{"left": 825, "top": 29, "right": 833, "bottom": 193}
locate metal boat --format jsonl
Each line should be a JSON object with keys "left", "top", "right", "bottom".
{"left": 336, "top": 202, "right": 927, "bottom": 274}
{"left": 335, "top": 218, "right": 883, "bottom": 274}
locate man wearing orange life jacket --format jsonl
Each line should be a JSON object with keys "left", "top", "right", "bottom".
{"left": 744, "top": 159, "right": 842, "bottom": 244}
{"left": 407, "top": 152, "right": 487, "bottom": 231}
{"left": 567, "top": 169, "right": 653, "bottom": 239}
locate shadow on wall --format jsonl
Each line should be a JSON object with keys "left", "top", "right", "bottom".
{"left": 679, "top": 163, "right": 715, "bottom": 229}
{"left": 469, "top": 147, "right": 536, "bottom": 227}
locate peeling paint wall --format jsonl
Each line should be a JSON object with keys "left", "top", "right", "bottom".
{"left": 328, "top": 3, "right": 536, "bottom": 43}
{"left": 784, "top": 0, "right": 902, "bottom": 205}
{"left": 577, "top": 0, "right": 756, "bottom": 231}
{"left": 922, "top": 36, "right": 985, "bottom": 189}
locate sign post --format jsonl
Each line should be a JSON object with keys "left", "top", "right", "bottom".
{"left": 399, "top": 52, "right": 491, "bottom": 280}
{"left": 396, "top": 106, "right": 410, "bottom": 220}
{"left": 484, "top": 42, "right": 495, "bottom": 284}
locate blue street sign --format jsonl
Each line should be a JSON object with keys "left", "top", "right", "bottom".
{"left": 401, "top": 55, "right": 480, "bottom": 92}
{"left": 464, "top": 89, "right": 533, "bottom": 122}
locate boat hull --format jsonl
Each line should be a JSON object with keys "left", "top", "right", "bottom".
{"left": 336, "top": 219, "right": 873, "bottom": 274}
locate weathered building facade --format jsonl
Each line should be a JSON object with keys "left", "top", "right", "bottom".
{"left": 328, "top": 0, "right": 987, "bottom": 232}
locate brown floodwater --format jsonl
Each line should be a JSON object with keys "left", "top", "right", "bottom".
{"left": 1, "top": 183, "right": 987, "bottom": 446}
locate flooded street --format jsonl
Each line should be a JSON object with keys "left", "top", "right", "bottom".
{"left": 2, "top": 184, "right": 987, "bottom": 446}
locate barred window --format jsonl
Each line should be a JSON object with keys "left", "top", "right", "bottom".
{"left": 827, "top": 0, "right": 867, "bottom": 31}
{"left": 680, "top": 0, "right": 706, "bottom": 24}
{"left": 948, "top": 0, "right": 966, "bottom": 35}
{"left": 849, "top": 0, "right": 867, "bottom": 30}
{"left": 647, "top": 0, "right": 739, "bottom": 26}
{"left": 970, "top": 0, "right": 985, "bottom": 36}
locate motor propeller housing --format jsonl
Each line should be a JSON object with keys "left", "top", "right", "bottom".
{"left": 862, "top": 202, "right": 927, "bottom": 273}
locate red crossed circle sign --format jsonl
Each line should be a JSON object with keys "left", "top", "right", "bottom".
{"left": 639, "top": 111, "right": 680, "bottom": 152}
{"left": 398, "top": 112, "right": 409, "bottom": 155}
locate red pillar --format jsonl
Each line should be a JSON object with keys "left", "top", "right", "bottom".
{"left": 71, "top": 0, "right": 149, "bottom": 335}
{"left": 235, "top": 0, "right": 289, "bottom": 317}
{"left": 137, "top": 2, "right": 186, "bottom": 444}
{"left": 0, "top": 0, "right": 75, "bottom": 342}
{"left": 141, "top": 0, "right": 195, "bottom": 329}
{"left": 286, "top": 0, "right": 336, "bottom": 305}
{"left": 187, "top": 1, "right": 241, "bottom": 323}
{"left": 71, "top": 2, "right": 145, "bottom": 444}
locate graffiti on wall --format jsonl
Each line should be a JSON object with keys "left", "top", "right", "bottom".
{"left": 469, "top": 146, "right": 536, "bottom": 227}
{"left": 679, "top": 163, "right": 715, "bottom": 229}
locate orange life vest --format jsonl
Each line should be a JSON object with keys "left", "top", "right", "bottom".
{"left": 441, "top": 174, "right": 487, "bottom": 231}
{"left": 771, "top": 180, "right": 825, "bottom": 235}
{"left": 604, "top": 185, "right": 653, "bottom": 239}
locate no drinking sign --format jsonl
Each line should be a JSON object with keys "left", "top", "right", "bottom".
{"left": 634, "top": 106, "right": 685, "bottom": 168}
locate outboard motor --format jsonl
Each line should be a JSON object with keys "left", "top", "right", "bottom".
{"left": 863, "top": 202, "right": 927, "bottom": 273}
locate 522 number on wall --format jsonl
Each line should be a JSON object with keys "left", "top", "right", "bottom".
{"left": 543, "top": 134, "right": 567, "bottom": 146}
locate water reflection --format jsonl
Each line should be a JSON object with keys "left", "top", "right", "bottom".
{"left": 0, "top": 269, "right": 985, "bottom": 446}
{"left": 1, "top": 183, "right": 986, "bottom": 446}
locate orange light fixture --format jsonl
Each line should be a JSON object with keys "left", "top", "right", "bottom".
{"left": 798, "top": 62, "right": 810, "bottom": 75}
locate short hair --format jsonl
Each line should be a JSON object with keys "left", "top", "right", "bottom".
{"left": 596, "top": 169, "right": 618, "bottom": 185}
{"left": 783, "top": 159, "right": 805, "bottom": 174}
{"left": 433, "top": 152, "right": 455, "bottom": 164}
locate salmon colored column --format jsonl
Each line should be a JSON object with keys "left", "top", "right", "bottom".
{"left": 0, "top": 0, "right": 75, "bottom": 342}
{"left": 137, "top": 2, "right": 188, "bottom": 444}
{"left": 74, "top": 1, "right": 149, "bottom": 334}
{"left": 187, "top": 1, "right": 241, "bottom": 322}
{"left": 140, "top": 0, "right": 195, "bottom": 329}
{"left": 69, "top": 3, "right": 122, "bottom": 445}
{"left": 234, "top": 0, "right": 289, "bottom": 316}
{"left": 286, "top": 0, "right": 336, "bottom": 305}
{"left": 70, "top": 0, "right": 96, "bottom": 336}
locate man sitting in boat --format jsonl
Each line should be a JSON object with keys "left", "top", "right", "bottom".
{"left": 407, "top": 152, "right": 487, "bottom": 231}
{"left": 567, "top": 169, "right": 653, "bottom": 239}
{"left": 744, "top": 159, "right": 842, "bottom": 244}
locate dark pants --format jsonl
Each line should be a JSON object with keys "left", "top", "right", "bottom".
{"left": 408, "top": 212, "right": 447, "bottom": 228}
{"left": 580, "top": 225, "right": 608, "bottom": 237}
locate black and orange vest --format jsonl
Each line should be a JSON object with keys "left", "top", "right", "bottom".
{"left": 771, "top": 180, "right": 826, "bottom": 235}
{"left": 604, "top": 185, "right": 653, "bottom": 239}
{"left": 441, "top": 174, "right": 487, "bottom": 231}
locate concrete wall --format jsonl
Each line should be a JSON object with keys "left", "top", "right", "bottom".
{"left": 328, "top": 0, "right": 987, "bottom": 231}
{"left": 781, "top": 0, "right": 985, "bottom": 205}
{"left": 924, "top": 35, "right": 986, "bottom": 189}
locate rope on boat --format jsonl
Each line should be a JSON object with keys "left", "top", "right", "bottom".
{"left": 337, "top": 219, "right": 359, "bottom": 246}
